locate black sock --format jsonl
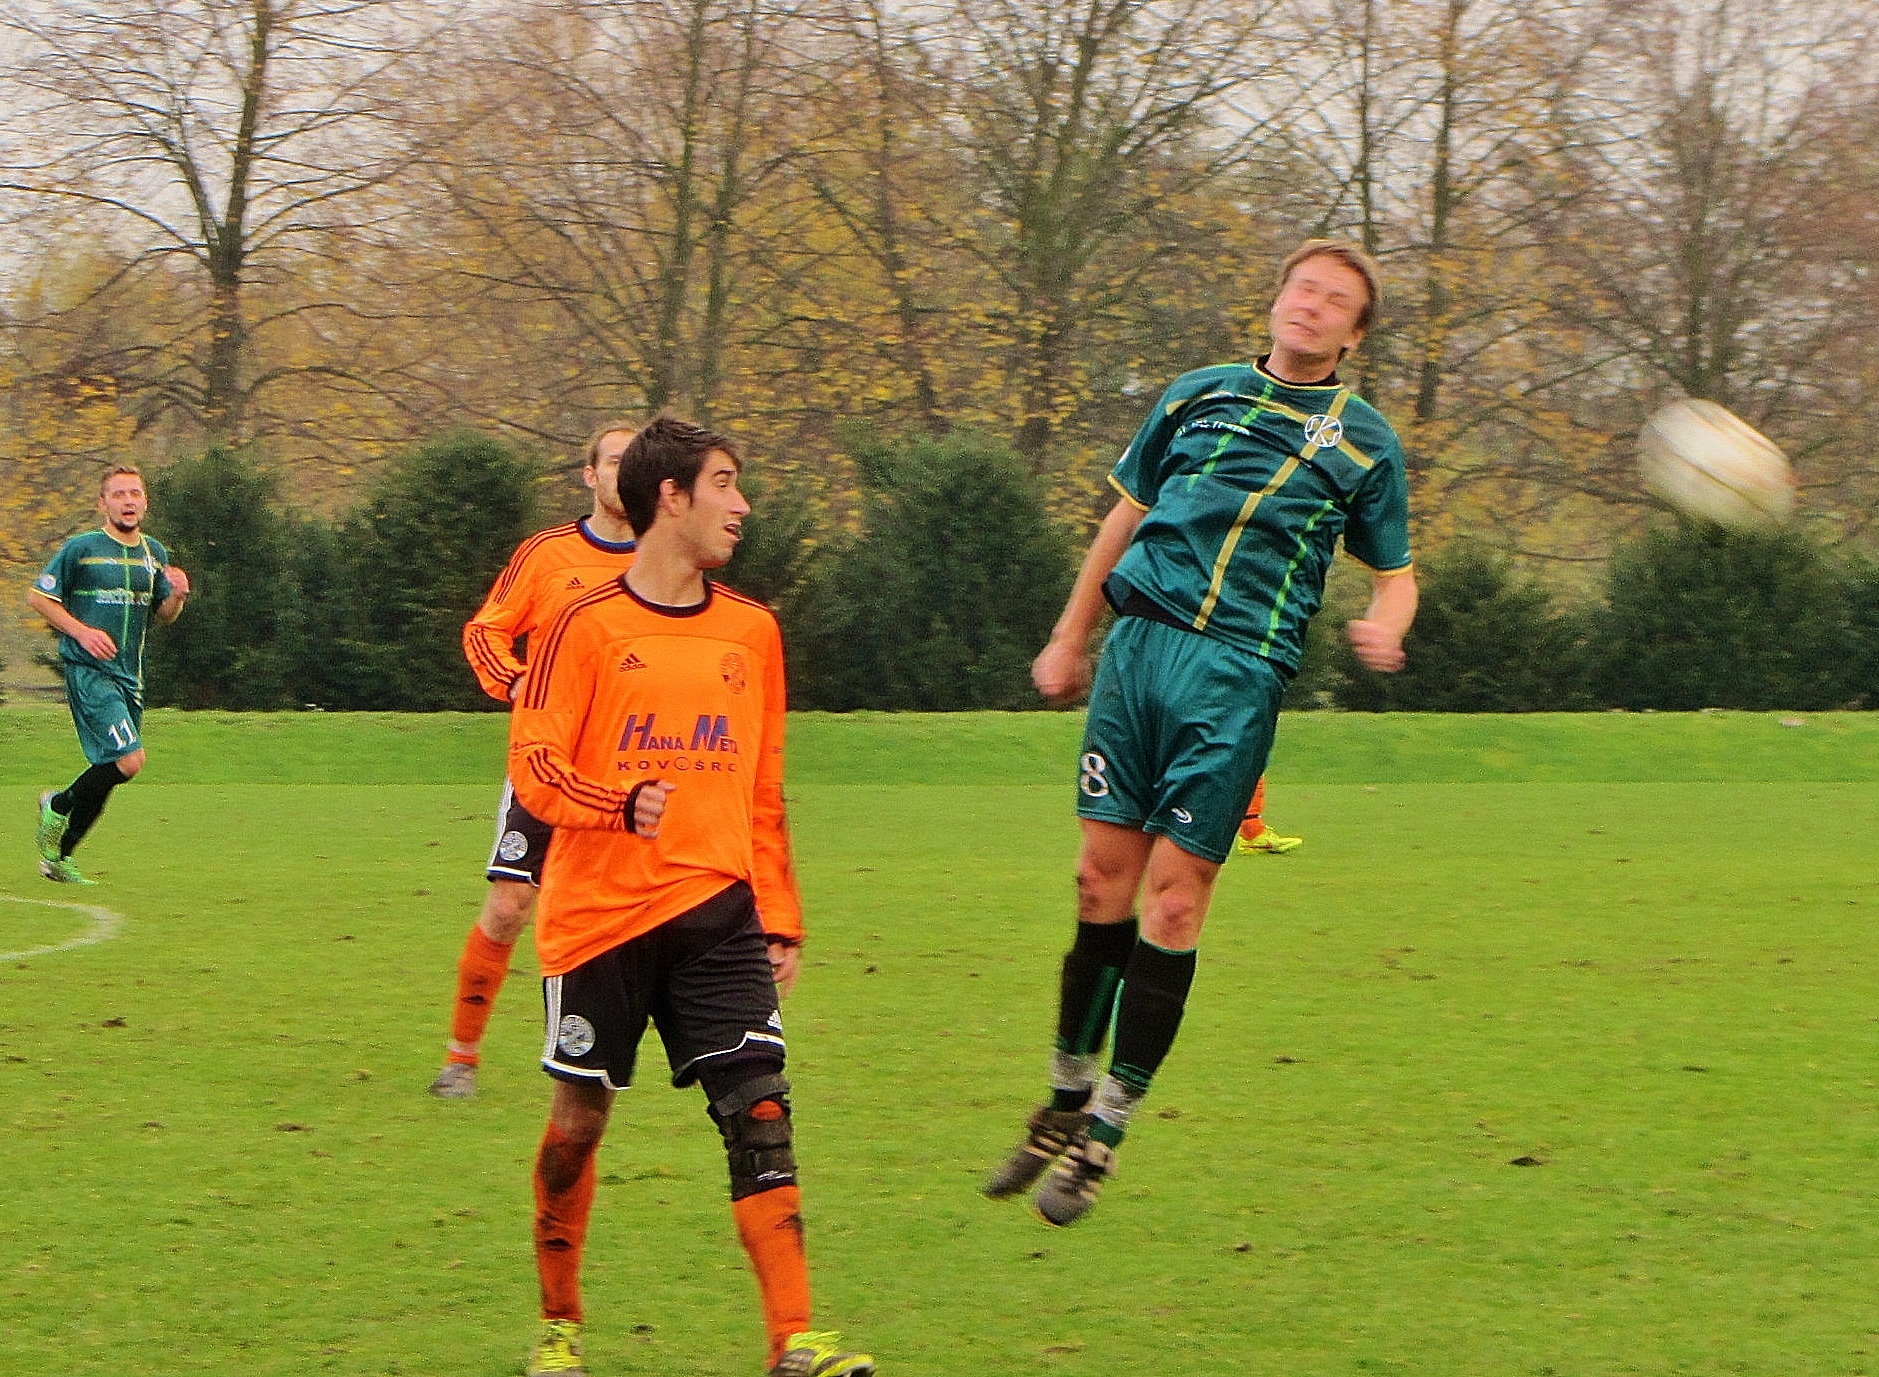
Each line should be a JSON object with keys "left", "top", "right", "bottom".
{"left": 1055, "top": 918, "right": 1139, "bottom": 1056}
{"left": 1108, "top": 939, "right": 1198, "bottom": 1097}
{"left": 60, "top": 761, "right": 130, "bottom": 857}
{"left": 1050, "top": 918, "right": 1138, "bottom": 1110}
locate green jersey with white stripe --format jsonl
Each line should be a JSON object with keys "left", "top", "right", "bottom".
{"left": 1106, "top": 358, "right": 1412, "bottom": 674}
{"left": 36, "top": 528, "right": 174, "bottom": 691}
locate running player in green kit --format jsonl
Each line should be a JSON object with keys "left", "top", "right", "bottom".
{"left": 28, "top": 466, "right": 190, "bottom": 885}
{"left": 984, "top": 240, "right": 1420, "bottom": 1225}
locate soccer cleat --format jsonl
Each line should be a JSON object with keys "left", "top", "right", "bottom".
{"left": 36, "top": 791, "right": 68, "bottom": 864}
{"left": 769, "top": 1331, "right": 876, "bottom": 1377}
{"left": 39, "top": 855, "right": 96, "bottom": 886}
{"left": 428, "top": 1062, "right": 477, "bottom": 1098}
{"left": 982, "top": 1105, "right": 1091, "bottom": 1199}
{"left": 1236, "top": 828, "right": 1302, "bottom": 856}
{"left": 527, "top": 1318, "right": 586, "bottom": 1375}
{"left": 1033, "top": 1137, "right": 1117, "bottom": 1227}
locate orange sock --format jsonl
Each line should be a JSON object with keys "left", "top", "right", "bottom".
{"left": 1239, "top": 776, "right": 1268, "bottom": 842}
{"left": 534, "top": 1121, "right": 597, "bottom": 1322}
{"left": 449, "top": 925, "right": 516, "bottom": 1061}
{"left": 733, "top": 1184, "right": 810, "bottom": 1366}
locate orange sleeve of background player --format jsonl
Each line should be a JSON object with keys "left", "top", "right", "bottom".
{"left": 463, "top": 531, "right": 553, "bottom": 702}
{"left": 507, "top": 593, "right": 634, "bottom": 831}
{"left": 749, "top": 612, "right": 804, "bottom": 944}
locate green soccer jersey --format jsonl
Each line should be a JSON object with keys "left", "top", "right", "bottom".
{"left": 35, "top": 528, "right": 174, "bottom": 690}
{"left": 1106, "top": 358, "right": 1413, "bottom": 674}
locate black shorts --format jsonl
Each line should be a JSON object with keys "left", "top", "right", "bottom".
{"left": 541, "top": 881, "right": 785, "bottom": 1091}
{"left": 485, "top": 778, "right": 553, "bottom": 885}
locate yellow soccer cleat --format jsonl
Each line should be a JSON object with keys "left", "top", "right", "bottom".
{"left": 1236, "top": 828, "right": 1302, "bottom": 856}
{"left": 528, "top": 1318, "right": 586, "bottom": 1375}
{"left": 770, "top": 1331, "right": 877, "bottom": 1376}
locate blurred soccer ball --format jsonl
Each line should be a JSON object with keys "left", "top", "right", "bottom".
{"left": 1637, "top": 398, "right": 1795, "bottom": 528}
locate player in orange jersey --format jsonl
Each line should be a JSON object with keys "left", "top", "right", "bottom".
{"left": 427, "top": 422, "right": 639, "bottom": 1100}
{"left": 509, "top": 417, "right": 874, "bottom": 1377}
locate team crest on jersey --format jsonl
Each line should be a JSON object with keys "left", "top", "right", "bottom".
{"left": 1304, "top": 414, "right": 1344, "bottom": 449}
{"left": 720, "top": 653, "right": 747, "bottom": 694}
{"left": 497, "top": 829, "right": 530, "bottom": 862}
{"left": 557, "top": 1015, "right": 597, "bottom": 1058}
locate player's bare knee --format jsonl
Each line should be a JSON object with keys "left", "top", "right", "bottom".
{"left": 114, "top": 749, "right": 145, "bottom": 780}
{"left": 1074, "top": 856, "right": 1136, "bottom": 923}
{"left": 481, "top": 881, "right": 536, "bottom": 942}
{"left": 710, "top": 1071, "right": 798, "bottom": 1200}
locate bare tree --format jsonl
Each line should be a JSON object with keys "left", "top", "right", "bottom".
{"left": 0, "top": 0, "right": 444, "bottom": 448}
{"left": 1525, "top": 0, "right": 1876, "bottom": 460}
{"left": 932, "top": 0, "right": 1289, "bottom": 474}
{"left": 425, "top": 0, "right": 807, "bottom": 429}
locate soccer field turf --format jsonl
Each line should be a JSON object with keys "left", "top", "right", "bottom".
{"left": 2, "top": 707, "right": 1876, "bottom": 1376}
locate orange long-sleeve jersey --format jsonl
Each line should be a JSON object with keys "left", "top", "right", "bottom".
{"left": 462, "top": 519, "right": 639, "bottom": 702}
{"left": 509, "top": 577, "right": 803, "bottom": 976}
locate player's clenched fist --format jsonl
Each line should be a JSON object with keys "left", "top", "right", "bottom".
{"left": 628, "top": 778, "right": 676, "bottom": 837}
{"left": 1032, "top": 638, "right": 1093, "bottom": 704}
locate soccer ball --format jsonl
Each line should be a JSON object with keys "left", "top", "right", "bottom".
{"left": 1637, "top": 398, "right": 1795, "bottom": 528}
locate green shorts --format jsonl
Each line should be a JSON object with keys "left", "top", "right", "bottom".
{"left": 63, "top": 661, "right": 144, "bottom": 765}
{"left": 1076, "top": 615, "right": 1287, "bottom": 863}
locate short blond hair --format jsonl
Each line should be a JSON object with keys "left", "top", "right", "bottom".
{"left": 582, "top": 420, "right": 639, "bottom": 469}
{"left": 1276, "top": 239, "right": 1384, "bottom": 335}
{"left": 98, "top": 464, "right": 143, "bottom": 495}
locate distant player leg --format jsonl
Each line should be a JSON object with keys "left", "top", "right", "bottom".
{"left": 1238, "top": 776, "right": 1269, "bottom": 843}
{"left": 52, "top": 757, "right": 134, "bottom": 858}
{"left": 440, "top": 886, "right": 532, "bottom": 1075}
{"left": 1237, "top": 775, "right": 1302, "bottom": 855}
{"left": 434, "top": 784, "right": 551, "bottom": 1098}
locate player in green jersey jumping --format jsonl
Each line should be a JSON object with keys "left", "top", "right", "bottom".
{"left": 984, "top": 240, "right": 1419, "bottom": 1225}
{"left": 27, "top": 466, "right": 190, "bottom": 885}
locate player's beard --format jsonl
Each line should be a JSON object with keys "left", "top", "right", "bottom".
{"left": 107, "top": 513, "right": 141, "bottom": 537}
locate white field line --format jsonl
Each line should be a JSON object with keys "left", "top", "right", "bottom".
{"left": 0, "top": 893, "right": 126, "bottom": 961}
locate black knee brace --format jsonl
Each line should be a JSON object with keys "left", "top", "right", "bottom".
{"left": 710, "top": 1071, "right": 798, "bottom": 1200}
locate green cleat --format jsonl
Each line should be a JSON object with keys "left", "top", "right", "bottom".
{"left": 527, "top": 1318, "right": 586, "bottom": 1375}
{"left": 428, "top": 1062, "right": 477, "bottom": 1098}
{"left": 39, "top": 855, "right": 96, "bottom": 886}
{"left": 1033, "top": 1137, "right": 1117, "bottom": 1227}
{"left": 770, "top": 1331, "right": 876, "bottom": 1377}
{"left": 36, "top": 791, "right": 68, "bottom": 864}
{"left": 982, "top": 1105, "right": 1090, "bottom": 1199}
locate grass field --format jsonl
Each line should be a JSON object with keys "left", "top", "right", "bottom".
{"left": 2, "top": 706, "right": 1877, "bottom": 1376}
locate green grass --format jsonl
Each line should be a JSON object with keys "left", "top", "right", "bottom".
{"left": 2, "top": 708, "right": 1877, "bottom": 1375}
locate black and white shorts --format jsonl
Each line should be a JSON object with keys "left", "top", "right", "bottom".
{"left": 541, "top": 881, "right": 786, "bottom": 1091}
{"left": 485, "top": 778, "right": 554, "bottom": 885}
